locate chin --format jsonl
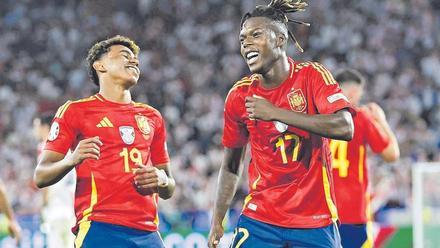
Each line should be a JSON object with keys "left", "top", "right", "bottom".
{"left": 248, "top": 64, "right": 262, "bottom": 74}
{"left": 126, "top": 77, "right": 139, "bottom": 86}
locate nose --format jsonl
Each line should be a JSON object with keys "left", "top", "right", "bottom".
{"left": 242, "top": 39, "right": 251, "bottom": 49}
{"left": 130, "top": 57, "right": 139, "bottom": 67}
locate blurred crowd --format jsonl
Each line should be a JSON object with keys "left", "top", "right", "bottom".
{"left": 0, "top": 0, "right": 439, "bottom": 231}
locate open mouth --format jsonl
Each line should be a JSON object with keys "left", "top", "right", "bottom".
{"left": 246, "top": 51, "right": 259, "bottom": 64}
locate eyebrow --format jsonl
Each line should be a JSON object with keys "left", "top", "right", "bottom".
{"left": 119, "top": 50, "right": 133, "bottom": 56}
{"left": 240, "top": 27, "right": 264, "bottom": 37}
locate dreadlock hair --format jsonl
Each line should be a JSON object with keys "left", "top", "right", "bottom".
{"left": 240, "top": 0, "right": 310, "bottom": 52}
{"left": 334, "top": 69, "right": 366, "bottom": 86}
{"left": 86, "top": 35, "right": 140, "bottom": 86}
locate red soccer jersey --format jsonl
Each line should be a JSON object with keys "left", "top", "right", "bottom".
{"left": 44, "top": 94, "right": 170, "bottom": 233}
{"left": 223, "top": 58, "right": 354, "bottom": 228}
{"left": 331, "top": 109, "right": 389, "bottom": 224}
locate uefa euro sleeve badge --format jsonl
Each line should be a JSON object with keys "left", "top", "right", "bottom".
{"left": 48, "top": 121, "right": 60, "bottom": 141}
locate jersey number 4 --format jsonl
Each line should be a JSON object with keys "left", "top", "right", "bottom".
{"left": 330, "top": 140, "right": 350, "bottom": 177}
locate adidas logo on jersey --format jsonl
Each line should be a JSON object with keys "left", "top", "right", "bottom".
{"left": 96, "top": 117, "right": 114, "bottom": 128}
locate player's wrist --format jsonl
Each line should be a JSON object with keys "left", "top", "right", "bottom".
{"left": 156, "top": 169, "right": 169, "bottom": 187}
{"left": 63, "top": 155, "right": 78, "bottom": 168}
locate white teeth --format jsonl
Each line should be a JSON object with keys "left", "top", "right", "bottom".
{"left": 246, "top": 51, "right": 259, "bottom": 60}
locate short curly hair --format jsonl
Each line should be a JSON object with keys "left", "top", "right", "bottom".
{"left": 86, "top": 35, "right": 140, "bottom": 85}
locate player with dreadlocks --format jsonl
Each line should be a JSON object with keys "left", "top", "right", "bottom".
{"left": 208, "top": 1, "right": 354, "bottom": 247}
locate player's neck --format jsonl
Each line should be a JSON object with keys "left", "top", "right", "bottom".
{"left": 259, "top": 56, "right": 290, "bottom": 89}
{"left": 98, "top": 83, "right": 132, "bottom": 104}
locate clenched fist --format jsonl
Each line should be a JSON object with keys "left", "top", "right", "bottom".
{"left": 65, "top": 136, "right": 102, "bottom": 167}
{"left": 133, "top": 165, "right": 168, "bottom": 195}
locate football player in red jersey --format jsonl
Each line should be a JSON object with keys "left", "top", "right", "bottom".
{"left": 34, "top": 35, "right": 175, "bottom": 248}
{"left": 209, "top": 1, "right": 354, "bottom": 247}
{"left": 331, "top": 69, "right": 399, "bottom": 248}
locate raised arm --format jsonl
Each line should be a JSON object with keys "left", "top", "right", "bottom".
{"left": 208, "top": 146, "right": 247, "bottom": 248}
{"left": 245, "top": 96, "right": 354, "bottom": 140}
{"left": 363, "top": 102, "right": 400, "bottom": 162}
{"left": 34, "top": 137, "right": 102, "bottom": 188}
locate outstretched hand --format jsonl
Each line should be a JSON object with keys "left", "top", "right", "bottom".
{"left": 245, "top": 95, "right": 276, "bottom": 121}
{"left": 208, "top": 221, "right": 224, "bottom": 248}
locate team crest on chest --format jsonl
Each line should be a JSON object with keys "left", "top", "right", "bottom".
{"left": 119, "top": 126, "right": 135, "bottom": 145}
{"left": 287, "top": 89, "right": 307, "bottom": 112}
{"left": 135, "top": 114, "right": 151, "bottom": 135}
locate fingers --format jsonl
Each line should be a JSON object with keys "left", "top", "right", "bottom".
{"left": 70, "top": 137, "right": 103, "bottom": 164}
{"left": 80, "top": 136, "right": 103, "bottom": 146}
{"left": 134, "top": 166, "right": 159, "bottom": 188}
{"left": 245, "top": 96, "right": 255, "bottom": 103}
{"left": 245, "top": 98, "right": 256, "bottom": 118}
{"left": 208, "top": 233, "right": 221, "bottom": 248}
{"left": 79, "top": 136, "right": 103, "bottom": 160}
{"left": 209, "top": 239, "right": 219, "bottom": 248}
{"left": 134, "top": 165, "right": 155, "bottom": 175}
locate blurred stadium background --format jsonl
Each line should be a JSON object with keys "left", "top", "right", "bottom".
{"left": 0, "top": 0, "right": 439, "bottom": 247}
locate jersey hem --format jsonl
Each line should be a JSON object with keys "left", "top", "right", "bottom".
{"left": 242, "top": 212, "right": 334, "bottom": 229}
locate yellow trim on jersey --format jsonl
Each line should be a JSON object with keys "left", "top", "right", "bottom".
{"left": 242, "top": 171, "right": 261, "bottom": 211}
{"left": 79, "top": 173, "right": 97, "bottom": 224}
{"left": 294, "top": 62, "right": 312, "bottom": 72}
{"left": 362, "top": 193, "right": 373, "bottom": 248}
{"left": 95, "top": 94, "right": 104, "bottom": 101}
{"left": 311, "top": 63, "right": 337, "bottom": 86}
{"left": 133, "top": 102, "right": 155, "bottom": 110}
{"left": 153, "top": 193, "right": 160, "bottom": 226}
{"left": 242, "top": 195, "right": 253, "bottom": 212}
{"left": 74, "top": 221, "right": 91, "bottom": 248}
{"left": 226, "top": 78, "right": 253, "bottom": 101}
{"left": 293, "top": 62, "right": 337, "bottom": 85}
{"left": 251, "top": 172, "right": 261, "bottom": 190}
{"left": 322, "top": 165, "right": 338, "bottom": 222}
{"left": 54, "top": 101, "right": 71, "bottom": 118}
{"left": 55, "top": 96, "right": 97, "bottom": 119}
{"left": 359, "top": 145, "right": 365, "bottom": 183}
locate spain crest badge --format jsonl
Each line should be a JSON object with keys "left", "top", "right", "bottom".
{"left": 287, "top": 89, "right": 307, "bottom": 112}
{"left": 135, "top": 114, "right": 151, "bottom": 135}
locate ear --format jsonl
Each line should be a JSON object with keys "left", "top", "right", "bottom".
{"left": 93, "top": 60, "right": 106, "bottom": 73}
{"left": 276, "top": 33, "right": 287, "bottom": 48}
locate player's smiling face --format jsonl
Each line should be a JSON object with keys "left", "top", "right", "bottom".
{"left": 240, "top": 17, "right": 282, "bottom": 74}
{"left": 100, "top": 45, "right": 140, "bottom": 87}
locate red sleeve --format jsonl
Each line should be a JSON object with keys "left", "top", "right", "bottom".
{"left": 360, "top": 111, "right": 390, "bottom": 153}
{"left": 44, "top": 101, "right": 78, "bottom": 154}
{"left": 222, "top": 89, "right": 249, "bottom": 148}
{"left": 310, "top": 63, "right": 355, "bottom": 115}
{"left": 150, "top": 112, "right": 170, "bottom": 165}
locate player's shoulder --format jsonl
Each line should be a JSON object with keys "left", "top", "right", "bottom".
{"left": 54, "top": 95, "right": 98, "bottom": 119}
{"left": 132, "top": 102, "right": 162, "bottom": 116}
{"left": 294, "top": 61, "right": 337, "bottom": 85}
{"left": 226, "top": 75, "right": 258, "bottom": 99}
